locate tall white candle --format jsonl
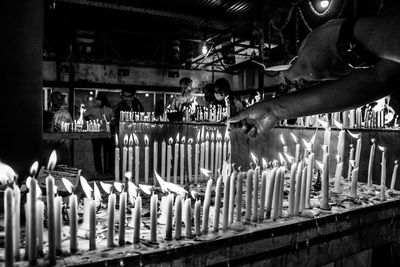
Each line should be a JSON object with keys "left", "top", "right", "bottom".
{"left": 13, "top": 184, "right": 20, "bottom": 261}
{"left": 180, "top": 137, "right": 186, "bottom": 185}
{"left": 245, "top": 169, "right": 254, "bottom": 223}
{"left": 390, "top": 160, "right": 399, "bottom": 190}
{"left": 229, "top": 170, "right": 237, "bottom": 224}
{"left": 107, "top": 193, "right": 116, "bottom": 247}
{"left": 165, "top": 194, "right": 173, "bottom": 240}
{"left": 118, "top": 192, "right": 127, "bottom": 246}
{"left": 215, "top": 133, "right": 222, "bottom": 177}
{"left": 323, "top": 127, "right": 332, "bottom": 153}
{"left": 150, "top": 193, "right": 158, "bottom": 242}
{"left": 278, "top": 166, "right": 285, "bottom": 217}
{"left": 161, "top": 139, "right": 166, "bottom": 178}
{"left": 195, "top": 133, "right": 200, "bottom": 183}
{"left": 337, "top": 129, "right": 345, "bottom": 160}
{"left": 128, "top": 134, "right": 133, "bottom": 178}
{"left": 271, "top": 168, "right": 281, "bottom": 220}
{"left": 167, "top": 138, "right": 173, "bottom": 182}
{"left": 134, "top": 134, "right": 140, "bottom": 184}
{"left": 174, "top": 133, "right": 180, "bottom": 184}
{"left": 305, "top": 153, "right": 314, "bottom": 209}
{"left": 223, "top": 130, "right": 229, "bottom": 165}
{"left": 195, "top": 198, "right": 201, "bottom": 236}
{"left": 252, "top": 165, "right": 260, "bottom": 222}
{"left": 368, "top": 139, "right": 376, "bottom": 187}
{"left": 321, "top": 149, "right": 330, "bottom": 210}
{"left": 188, "top": 139, "right": 193, "bottom": 183}
{"left": 265, "top": 167, "right": 277, "bottom": 219}
{"left": 210, "top": 132, "right": 215, "bottom": 175}
{"left": 184, "top": 198, "right": 192, "bottom": 238}
{"left": 299, "top": 164, "right": 307, "bottom": 212}
{"left": 5, "top": 188, "right": 14, "bottom": 267}
{"left": 350, "top": 167, "right": 359, "bottom": 198}
{"left": 69, "top": 193, "right": 78, "bottom": 252}
{"left": 333, "top": 156, "right": 344, "bottom": 194}
{"left": 37, "top": 200, "right": 44, "bottom": 256}
{"left": 133, "top": 195, "right": 142, "bottom": 243}
{"left": 354, "top": 135, "right": 362, "bottom": 168}
{"left": 205, "top": 132, "right": 210, "bottom": 171}
{"left": 380, "top": 146, "right": 387, "bottom": 200}
{"left": 46, "top": 176, "right": 56, "bottom": 264}
{"left": 213, "top": 176, "right": 222, "bottom": 232}
{"left": 202, "top": 177, "right": 213, "bottom": 234}
{"left": 291, "top": 132, "right": 300, "bottom": 163}
{"left": 115, "top": 135, "right": 120, "bottom": 181}
{"left": 153, "top": 140, "right": 158, "bottom": 182}
{"left": 55, "top": 196, "right": 62, "bottom": 254}
{"left": 235, "top": 171, "right": 244, "bottom": 223}
{"left": 122, "top": 134, "right": 128, "bottom": 180}
{"left": 174, "top": 195, "right": 183, "bottom": 240}
{"left": 89, "top": 199, "right": 96, "bottom": 250}
{"left": 259, "top": 168, "right": 267, "bottom": 221}
{"left": 288, "top": 162, "right": 298, "bottom": 216}
{"left": 294, "top": 162, "right": 303, "bottom": 215}
{"left": 144, "top": 135, "right": 150, "bottom": 184}
{"left": 347, "top": 144, "right": 355, "bottom": 180}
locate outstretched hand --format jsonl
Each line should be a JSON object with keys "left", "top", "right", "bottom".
{"left": 229, "top": 101, "right": 279, "bottom": 138}
{"left": 284, "top": 19, "right": 351, "bottom": 81}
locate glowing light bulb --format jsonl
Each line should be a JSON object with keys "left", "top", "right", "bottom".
{"left": 320, "top": 0, "right": 329, "bottom": 9}
{"left": 202, "top": 44, "right": 208, "bottom": 55}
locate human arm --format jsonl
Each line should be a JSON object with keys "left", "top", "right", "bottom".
{"left": 230, "top": 59, "right": 400, "bottom": 137}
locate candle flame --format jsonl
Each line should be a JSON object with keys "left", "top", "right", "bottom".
{"left": 349, "top": 160, "right": 355, "bottom": 168}
{"left": 217, "top": 131, "right": 223, "bottom": 141}
{"left": 372, "top": 98, "right": 385, "bottom": 112}
{"left": 188, "top": 138, "right": 193, "bottom": 144}
{"left": 205, "top": 131, "right": 210, "bottom": 141}
{"left": 128, "top": 181, "right": 139, "bottom": 204}
{"left": 200, "top": 168, "right": 212, "bottom": 178}
{"left": 371, "top": 138, "right": 376, "bottom": 144}
{"left": 144, "top": 135, "right": 149, "bottom": 146}
{"left": 190, "top": 190, "right": 198, "bottom": 199}
{"left": 62, "top": 178, "right": 74, "bottom": 194}
{"left": 115, "top": 134, "right": 119, "bottom": 146}
{"left": 100, "top": 181, "right": 113, "bottom": 195}
{"left": 181, "top": 136, "right": 186, "bottom": 143}
{"left": 176, "top": 133, "right": 180, "bottom": 143}
{"left": 113, "top": 182, "right": 124, "bottom": 193}
{"left": 201, "top": 126, "right": 205, "bottom": 142}
{"left": 262, "top": 158, "right": 268, "bottom": 169}
{"left": 0, "top": 162, "right": 17, "bottom": 184}
{"left": 315, "top": 160, "right": 323, "bottom": 171}
{"left": 124, "top": 134, "right": 129, "bottom": 146}
{"left": 284, "top": 152, "right": 295, "bottom": 163}
{"left": 290, "top": 132, "right": 298, "bottom": 144}
{"left": 94, "top": 182, "right": 102, "bottom": 207}
{"left": 280, "top": 134, "right": 285, "bottom": 145}
{"left": 125, "top": 171, "right": 132, "bottom": 181}
{"left": 317, "top": 118, "right": 329, "bottom": 130}
{"left": 303, "top": 139, "right": 312, "bottom": 152}
{"left": 80, "top": 176, "right": 93, "bottom": 198}
{"left": 133, "top": 133, "right": 139, "bottom": 145}
{"left": 196, "top": 131, "right": 201, "bottom": 143}
{"left": 250, "top": 152, "right": 258, "bottom": 165}
{"left": 395, "top": 160, "right": 399, "bottom": 165}
{"left": 333, "top": 120, "right": 343, "bottom": 130}
{"left": 47, "top": 150, "right": 57, "bottom": 170}
{"left": 30, "top": 161, "right": 39, "bottom": 177}
{"left": 224, "top": 129, "right": 230, "bottom": 141}
{"left": 336, "top": 154, "right": 342, "bottom": 162}
{"left": 168, "top": 137, "right": 173, "bottom": 145}
{"left": 378, "top": 145, "right": 386, "bottom": 152}
{"left": 278, "top": 153, "right": 286, "bottom": 165}
{"left": 139, "top": 184, "right": 153, "bottom": 196}
{"left": 347, "top": 130, "right": 361, "bottom": 139}
{"left": 211, "top": 132, "right": 215, "bottom": 141}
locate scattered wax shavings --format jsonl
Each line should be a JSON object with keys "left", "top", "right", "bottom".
{"left": 230, "top": 222, "right": 246, "bottom": 232}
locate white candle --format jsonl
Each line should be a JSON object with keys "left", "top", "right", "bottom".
{"left": 213, "top": 175, "right": 222, "bottom": 232}
{"left": 167, "top": 138, "right": 173, "bottom": 182}
{"left": 288, "top": 162, "right": 298, "bottom": 216}
{"left": 200, "top": 142, "right": 205, "bottom": 179}
{"left": 223, "top": 130, "right": 229, "bottom": 164}
{"left": 299, "top": 164, "right": 307, "bottom": 212}
{"left": 153, "top": 140, "right": 158, "bottom": 181}
{"left": 305, "top": 153, "right": 314, "bottom": 209}
{"left": 188, "top": 139, "right": 193, "bottom": 183}
{"left": 205, "top": 132, "right": 210, "bottom": 171}
{"left": 380, "top": 146, "right": 387, "bottom": 200}
{"left": 337, "top": 130, "right": 345, "bottom": 160}
{"left": 55, "top": 196, "right": 62, "bottom": 254}
{"left": 13, "top": 184, "right": 21, "bottom": 261}
{"left": 194, "top": 198, "right": 201, "bottom": 236}
{"left": 184, "top": 198, "right": 192, "bottom": 238}
{"left": 222, "top": 171, "right": 231, "bottom": 230}
{"left": 321, "top": 150, "right": 330, "bottom": 210}
{"left": 333, "top": 157, "right": 344, "bottom": 194}
{"left": 195, "top": 134, "right": 200, "bottom": 183}
{"left": 145, "top": 135, "right": 149, "bottom": 184}
{"left": 265, "top": 167, "right": 277, "bottom": 219}
{"left": 354, "top": 135, "right": 362, "bottom": 168}
{"left": 180, "top": 137, "right": 185, "bottom": 185}
{"left": 368, "top": 139, "right": 376, "bottom": 187}
{"left": 252, "top": 165, "right": 260, "bottom": 222}
{"left": 5, "top": 187, "right": 14, "bottom": 267}
{"left": 390, "top": 160, "right": 399, "bottom": 190}
{"left": 235, "top": 171, "right": 244, "bottom": 223}
{"left": 323, "top": 127, "right": 331, "bottom": 153}
{"left": 134, "top": 134, "right": 140, "bottom": 184}
{"left": 210, "top": 132, "right": 215, "bottom": 175}
{"left": 118, "top": 192, "right": 127, "bottom": 246}
{"left": 89, "top": 199, "right": 96, "bottom": 250}
{"left": 150, "top": 193, "right": 158, "bottom": 242}
{"left": 122, "top": 134, "right": 128, "bottom": 180}
{"left": 271, "top": 168, "right": 281, "bottom": 220}
{"left": 278, "top": 166, "right": 285, "bottom": 218}
{"left": 350, "top": 167, "right": 359, "bottom": 198}
{"left": 347, "top": 144, "right": 355, "bottom": 180}
{"left": 294, "top": 162, "right": 303, "bottom": 215}
{"left": 280, "top": 134, "right": 287, "bottom": 154}
{"left": 46, "top": 176, "right": 56, "bottom": 264}
{"left": 128, "top": 134, "right": 133, "bottom": 177}
{"left": 245, "top": 169, "right": 254, "bottom": 223}
{"left": 215, "top": 133, "right": 222, "bottom": 177}
{"left": 174, "top": 133, "right": 180, "bottom": 184}
{"left": 161, "top": 139, "right": 166, "bottom": 178}
{"left": 133, "top": 195, "right": 142, "bottom": 243}
{"left": 69, "top": 194, "right": 78, "bottom": 252}
{"left": 37, "top": 200, "right": 44, "bottom": 256}
{"left": 202, "top": 178, "right": 213, "bottom": 234}
{"left": 115, "top": 135, "right": 120, "bottom": 181}
{"left": 229, "top": 170, "right": 237, "bottom": 224}
{"left": 174, "top": 195, "right": 183, "bottom": 239}
{"left": 165, "top": 194, "right": 173, "bottom": 240}
{"left": 107, "top": 193, "right": 116, "bottom": 247}
{"left": 258, "top": 168, "right": 267, "bottom": 221}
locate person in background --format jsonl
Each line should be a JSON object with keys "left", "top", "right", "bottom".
{"left": 110, "top": 87, "right": 144, "bottom": 133}
{"left": 84, "top": 92, "right": 113, "bottom": 176}
{"left": 170, "top": 77, "right": 195, "bottom": 112}
{"left": 49, "top": 91, "right": 72, "bottom": 131}
{"left": 214, "top": 78, "right": 243, "bottom": 116}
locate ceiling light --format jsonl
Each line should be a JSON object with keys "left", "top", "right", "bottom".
{"left": 320, "top": 0, "right": 330, "bottom": 9}
{"left": 202, "top": 43, "right": 208, "bottom": 55}
{"left": 145, "top": 93, "right": 149, "bottom": 97}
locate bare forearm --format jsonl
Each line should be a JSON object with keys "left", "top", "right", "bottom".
{"left": 270, "top": 60, "right": 400, "bottom": 120}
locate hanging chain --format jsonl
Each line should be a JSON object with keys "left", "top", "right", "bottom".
{"left": 308, "top": 0, "right": 333, "bottom": 16}
{"left": 297, "top": 7, "right": 313, "bottom": 32}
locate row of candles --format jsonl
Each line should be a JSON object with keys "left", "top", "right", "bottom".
{"left": 60, "top": 120, "right": 110, "bottom": 132}
{"left": 195, "top": 105, "right": 227, "bottom": 122}
{"left": 114, "top": 126, "right": 232, "bottom": 185}
{"left": 119, "top": 111, "right": 155, "bottom": 122}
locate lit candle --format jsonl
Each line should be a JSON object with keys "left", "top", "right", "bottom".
{"left": 46, "top": 176, "right": 56, "bottom": 263}
{"left": 5, "top": 187, "right": 14, "bottom": 267}
{"left": 133, "top": 133, "right": 140, "bottom": 184}
{"left": 150, "top": 192, "right": 158, "bottom": 242}
{"left": 89, "top": 199, "right": 96, "bottom": 250}
{"left": 119, "top": 191, "right": 127, "bottom": 246}
{"left": 69, "top": 192, "right": 78, "bottom": 252}
{"left": 210, "top": 132, "right": 215, "bottom": 175}
{"left": 288, "top": 161, "right": 298, "bottom": 216}
{"left": 55, "top": 195, "right": 62, "bottom": 255}
{"left": 305, "top": 153, "right": 314, "bottom": 209}
{"left": 13, "top": 184, "right": 21, "bottom": 261}
{"left": 235, "top": 170, "right": 244, "bottom": 223}
{"left": 188, "top": 139, "right": 193, "bottom": 183}
{"left": 290, "top": 133, "right": 300, "bottom": 163}
{"left": 175, "top": 195, "right": 183, "bottom": 239}
{"left": 380, "top": 146, "right": 387, "bottom": 200}
{"left": 334, "top": 120, "right": 345, "bottom": 159}
{"left": 294, "top": 162, "right": 303, "bottom": 215}
{"left": 144, "top": 135, "right": 149, "bottom": 184}
{"left": 184, "top": 197, "right": 192, "bottom": 238}
{"left": 215, "top": 132, "right": 222, "bottom": 176}
{"left": 115, "top": 135, "right": 120, "bottom": 181}
{"left": 161, "top": 139, "right": 166, "bottom": 178}
{"left": 133, "top": 195, "right": 142, "bottom": 243}
{"left": 251, "top": 154, "right": 260, "bottom": 222}
{"left": 222, "top": 170, "right": 231, "bottom": 230}
{"left": 202, "top": 171, "right": 213, "bottom": 234}
{"left": 347, "top": 144, "right": 355, "bottom": 180}
{"left": 180, "top": 136, "right": 185, "bottom": 185}
{"left": 128, "top": 134, "right": 133, "bottom": 178}
{"left": 271, "top": 168, "right": 281, "bottom": 220}
{"left": 122, "top": 134, "right": 129, "bottom": 180}
{"left": 153, "top": 139, "right": 158, "bottom": 183}
{"left": 265, "top": 166, "right": 277, "bottom": 219}
{"left": 167, "top": 138, "right": 173, "bottom": 182}
{"left": 390, "top": 160, "right": 399, "bottom": 190}
{"left": 245, "top": 167, "right": 254, "bottom": 223}
{"left": 213, "top": 175, "right": 222, "bottom": 232}
{"left": 333, "top": 155, "right": 344, "bottom": 194}
{"left": 174, "top": 133, "right": 180, "bottom": 184}
{"left": 321, "top": 147, "right": 330, "bottom": 210}
{"left": 205, "top": 132, "right": 210, "bottom": 171}
{"left": 107, "top": 192, "right": 116, "bottom": 247}
{"left": 258, "top": 167, "right": 267, "bottom": 221}
{"left": 165, "top": 193, "right": 173, "bottom": 240}
{"left": 299, "top": 163, "right": 307, "bottom": 212}
{"left": 194, "top": 197, "right": 201, "bottom": 236}
{"left": 195, "top": 132, "right": 200, "bottom": 183}
{"left": 368, "top": 139, "right": 376, "bottom": 187}
{"left": 228, "top": 168, "right": 237, "bottom": 224}
{"left": 278, "top": 166, "right": 285, "bottom": 218}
